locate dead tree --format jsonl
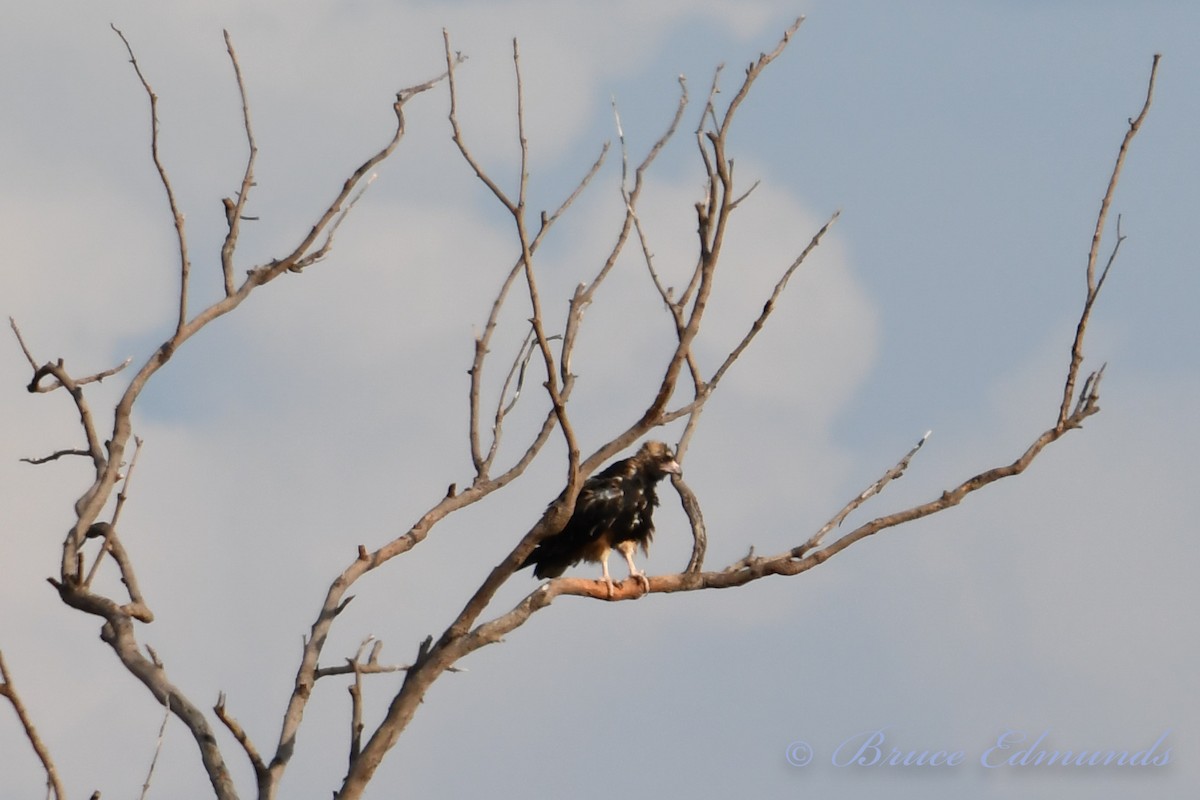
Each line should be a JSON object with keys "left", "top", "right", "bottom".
{"left": 3, "top": 17, "right": 1158, "bottom": 800}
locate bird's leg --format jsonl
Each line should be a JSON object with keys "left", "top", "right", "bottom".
{"left": 599, "top": 553, "right": 615, "bottom": 599}
{"left": 618, "top": 542, "right": 650, "bottom": 596}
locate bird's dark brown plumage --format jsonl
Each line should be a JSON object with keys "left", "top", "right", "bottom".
{"left": 519, "top": 441, "right": 681, "bottom": 595}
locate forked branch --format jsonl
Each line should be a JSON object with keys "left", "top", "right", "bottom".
{"left": 11, "top": 19, "right": 1157, "bottom": 800}
{"left": 10, "top": 30, "right": 464, "bottom": 800}
{"left": 1060, "top": 54, "right": 1160, "bottom": 427}
{"left": 336, "top": 21, "right": 817, "bottom": 798}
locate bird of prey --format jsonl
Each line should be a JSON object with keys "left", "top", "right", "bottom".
{"left": 520, "top": 441, "right": 681, "bottom": 596}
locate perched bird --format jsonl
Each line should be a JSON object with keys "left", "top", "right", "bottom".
{"left": 520, "top": 441, "right": 681, "bottom": 596}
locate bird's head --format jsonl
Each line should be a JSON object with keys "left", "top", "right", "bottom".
{"left": 637, "top": 440, "right": 682, "bottom": 479}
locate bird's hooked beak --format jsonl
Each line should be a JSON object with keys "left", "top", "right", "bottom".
{"left": 663, "top": 458, "right": 682, "bottom": 476}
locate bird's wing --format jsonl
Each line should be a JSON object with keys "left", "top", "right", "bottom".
{"left": 569, "top": 474, "right": 625, "bottom": 543}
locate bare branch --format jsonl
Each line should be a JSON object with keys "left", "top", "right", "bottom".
{"left": 443, "top": 31, "right": 514, "bottom": 212}
{"left": 137, "top": 696, "right": 172, "bottom": 800}
{"left": 578, "top": 23, "right": 809, "bottom": 480}
{"left": 337, "top": 25, "right": 822, "bottom": 799}
{"left": 270, "top": 468, "right": 534, "bottom": 788}
{"left": 215, "top": 693, "right": 268, "bottom": 787}
{"left": 716, "top": 17, "right": 804, "bottom": 140}
{"left": 32, "top": 42, "right": 452, "bottom": 800}
{"left": 335, "top": 56, "right": 1158, "bottom": 800}
{"left": 343, "top": 636, "right": 389, "bottom": 767}
{"left": 598, "top": 76, "right": 689, "bottom": 308}
{"left": 802, "top": 430, "right": 932, "bottom": 554}
{"left": 348, "top": 665, "right": 365, "bottom": 767}
{"left": 59, "top": 50, "right": 450, "bottom": 575}
{"left": 1059, "top": 53, "right": 1159, "bottom": 427}
{"left": 545, "top": 142, "right": 610, "bottom": 230}
{"left": 12, "top": 317, "right": 132, "bottom": 394}
{"left": 560, "top": 78, "right": 693, "bottom": 476}
{"left": 508, "top": 38, "right": 578, "bottom": 472}
{"left": 20, "top": 449, "right": 92, "bottom": 465}
{"left": 24, "top": 358, "right": 132, "bottom": 393}
{"left": 316, "top": 660, "right": 411, "bottom": 680}
{"left": 75, "top": 524, "right": 154, "bottom": 622}
{"left": 9, "top": 316, "right": 38, "bottom": 370}
{"left": 728, "top": 178, "right": 761, "bottom": 210}
{"left": 0, "top": 651, "right": 65, "bottom": 800}
{"left": 286, "top": 173, "right": 379, "bottom": 273}
{"left": 24, "top": 361, "right": 106, "bottom": 475}
{"left": 219, "top": 29, "right": 258, "bottom": 297}
{"left": 111, "top": 25, "right": 191, "bottom": 339}
{"left": 481, "top": 327, "right": 561, "bottom": 470}
{"left": 445, "top": 32, "right": 604, "bottom": 482}
{"left": 497, "top": 329, "right": 540, "bottom": 418}
{"left": 674, "top": 475, "right": 708, "bottom": 573}
{"left": 84, "top": 437, "right": 144, "bottom": 589}
{"left": 83, "top": 357, "right": 132, "bottom": 387}
{"left": 466, "top": 149, "right": 607, "bottom": 479}
{"left": 236, "top": 66, "right": 452, "bottom": 291}
{"left": 13, "top": 18, "right": 1156, "bottom": 800}
{"left": 89, "top": 617, "right": 238, "bottom": 799}
{"left": 444, "top": 31, "right": 579, "bottom": 478}
{"left": 710, "top": 209, "right": 840, "bottom": 391}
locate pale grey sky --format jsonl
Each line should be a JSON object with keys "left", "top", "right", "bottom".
{"left": 2, "top": 2, "right": 1197, "bottom": 798}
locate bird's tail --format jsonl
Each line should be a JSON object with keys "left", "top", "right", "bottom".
{"left": 520, "top": 546, "right": 569, "bottom": 579}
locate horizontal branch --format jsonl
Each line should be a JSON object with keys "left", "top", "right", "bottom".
{"left": 316, "top": 661, "right": 410, "bottom": 680}
{"left": 20, "top": 449, "right": 92, "bottom": 465}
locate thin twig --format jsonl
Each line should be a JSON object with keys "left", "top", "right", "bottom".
{"left": 444, "top": 30, "right": 515, "bottom": 212}
{"left": 1059, "top": 53, "right": 1159, "bottom": 427}
{"left": 465, "top": 148, "right": 606, "bottom": 478}
{"left": 675, "top": 475, "right": 708, "bottom": 573}
{"left": 84, "top": 437, "right": 144, "bottom": 590}
{"left": 482, "top": 327, "right": 549, "bottom": 468}
{"left": 25, "top": 362, "right": 106, "bottom": 474}
{"left": 716, "top": 17, "right": 804, "bottom": 141}
{"left": 500, "top": 329, "right": 541, "bottom": 417}
{"left": 597, "top": 76, "right": 689, "bottom": 307}
{"left": 111, "top": 25, "right": 191, "bottom": 339}
{"left": 803, "top": 431, "right": 932, "bottom": 554}
{"left": 347, "top": 638, "right": 371, "bottom": 766}
{"left": 219, "top": 29, "right": 259, "bottom": 297}
{"left": 9, "top": 316, "right": 37, "bottom": 370}
{"left": 20, "top": 449, "right": 92, "bottom": 465}
{"left": 137, "top": 695, "right": 172, "bottom": 800}
{"left": 445, "top": 31, "right": 579, "bottom": 474}
{"left": 287, "top": 173, "right": 379, "bottom": 272}
{"left": 708, "top": 209, "right": 840, "bottom": 391}
{"left": 12, "top": 316, "right": 132, "bottom": 392}
{"left": 33, "top": 35, "right": 458, "bottom": 800}
{"left": 0, "top": 651, "right": 65, "bottom": 800}
{"left": 508, "top": 38, "right": 578, "bottom": 472}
